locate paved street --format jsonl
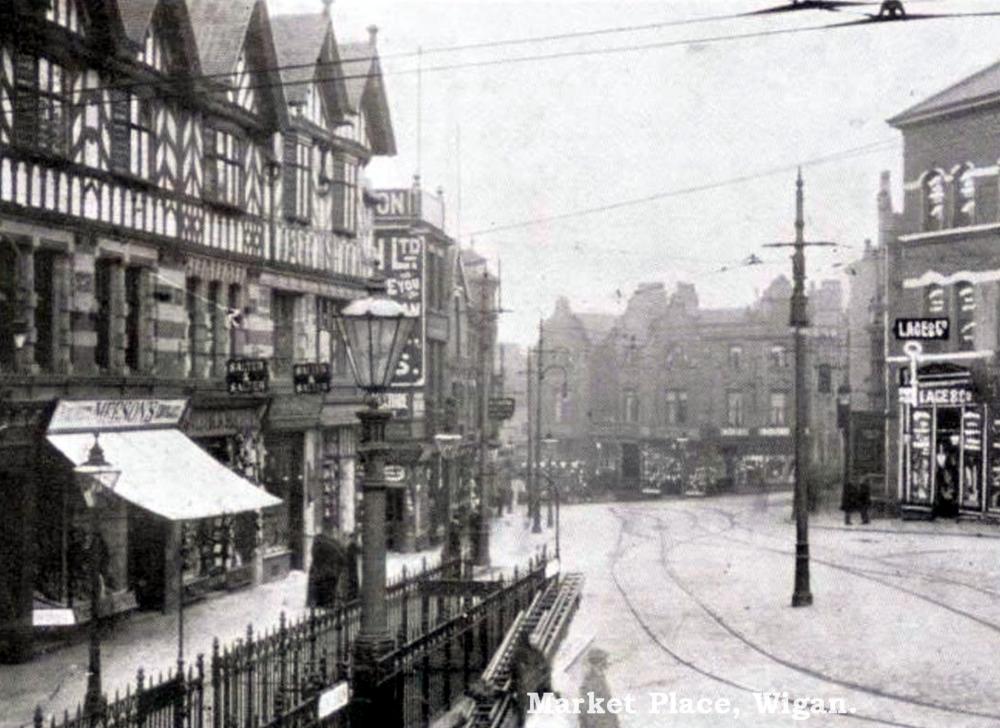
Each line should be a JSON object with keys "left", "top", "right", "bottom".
{"left": 540, "top": 494, "right": 1000, "bottom": 728}
{"left": 0, "top": 514, "right": 548, "bottom": 728}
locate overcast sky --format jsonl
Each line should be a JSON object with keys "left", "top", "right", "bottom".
{"left": 273, "top": 0, "right": 1000, "bottom": 344}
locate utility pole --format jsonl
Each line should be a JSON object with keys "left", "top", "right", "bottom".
{"left": 474, "top": 269, "right": 493, "bottom": 566}
{"left": 532, "top": 319, "right": 544, "bottom": 533}
{"left": 765, "top": 169, "right": 835, "bottom": 609}
{"left": 526, "top": 347, "right": 535, "bottom": 530}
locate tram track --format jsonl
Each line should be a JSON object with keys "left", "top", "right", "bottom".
{"left": 702, "top": 503, "right": 1000, "bottom": 603}
{"left": 606, "top": 503, "right": 1000, "bottom": 726}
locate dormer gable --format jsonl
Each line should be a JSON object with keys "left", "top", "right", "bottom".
{"left": 338, "top": 28, "right": 396, "bottom": 156}
{"left": 118, "top": 0, "right": 200, "bottom": 75}
{"left": 187, "top": 0, "right": 287, "bottom": 126}
{"left": 270, "top": 12, "right": 349, "bottom": 132}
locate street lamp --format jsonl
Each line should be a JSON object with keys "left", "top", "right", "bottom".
{"left": 336, "top": 275, "right": 417, "bottom": 725}
{"left": 541, "top": 434, "right": 561, "bottom": 559}
{"left": 75, "top": 433, "right": 120, "bottom": 726}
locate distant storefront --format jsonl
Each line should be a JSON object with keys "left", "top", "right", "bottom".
{"left": 898, "top": 363, "right": 994, "bottom": 519}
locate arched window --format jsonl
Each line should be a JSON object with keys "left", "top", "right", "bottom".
{"left": 953, "top": 164, "right": 975, "bottom": 227}
{"left": 925, "top": 284, "right": 947, "bottom": 317}
{"left": 956, "top": 281, "right": 976, "bottom": 351}
{"left": 923, "top": 170, "right": 946, "bottom": 231}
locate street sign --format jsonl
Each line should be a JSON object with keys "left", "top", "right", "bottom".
{"left": 226, "top": 359, "right": 269, "bottom": 394}
{"left": 894, "top": 317, "right": 949, "bottom": 341}
{"left": 317, "top": 681, "right": 350, "bottom": 719}
{"left": 384, "top": 465, "right": 406, "bottom": 483}
{"left": 488, "top": 396, "right": 516, "bottom": 421}
{"left": 292, "top": 362, "right": 331, "bottom": 394}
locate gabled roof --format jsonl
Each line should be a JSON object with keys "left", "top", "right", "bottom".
{"left": 187, "top": 0, "right": 287, "bottom": 126}
{"left": 187, "top": 0, "right": 257, "bottom": 79}
{"left": 576, "top": 313, "right": 617, "bottom": 344}
{"left": 889, "top": 59, "right": 1000, "bottom": 127}
{"left": 269, "top": 12, "right": 349, "bottom": 119}
{"left": 339, "top": 35, "right": 396, "bottom": 155}
{"left": 119, "top": 0, "right": 158, "bottom": 44}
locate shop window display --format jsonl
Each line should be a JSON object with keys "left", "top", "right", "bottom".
{"left": 909, "top": 410, "right": 932, "bottom": 505}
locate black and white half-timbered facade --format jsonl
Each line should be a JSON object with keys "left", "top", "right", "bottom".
{"left": 0, "top": 0, "right": 396, "bottom": 663}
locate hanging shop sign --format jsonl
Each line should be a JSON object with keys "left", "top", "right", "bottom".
{"left": 48, "top": 398, "right": 187, "bottom": 433}
{"left": 488, "top": 397, "right": 516, "bottom": 421}
{"left": 226, "top": 358, "right": 270, "bottom": 395}
{"left": 293, "top": 362, "right": 331, "bottom": 394}
{"left": 894, "top": 318, "right": 949, "bottom": 341}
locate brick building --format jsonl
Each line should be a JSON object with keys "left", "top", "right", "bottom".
{"left": 0, "top": 0, "right": 394, "bottom": 662}
{"left": 883, "top": 58, "right": 1000, "bottom": 519}
{"left": 537, "top": 277, "right": 846, "bottom": 495}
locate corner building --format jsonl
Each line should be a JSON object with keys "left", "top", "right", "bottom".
{"left": 0, "top": 0, "right": 394, "bottom": 662}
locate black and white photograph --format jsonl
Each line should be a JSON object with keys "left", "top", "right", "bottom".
{"left": 1, "top": 0, "right": 1000, "bottom": 726}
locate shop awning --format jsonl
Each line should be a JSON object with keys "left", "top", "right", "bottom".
{"left": 47, "top": 429, "right": 281, "bottom": 521}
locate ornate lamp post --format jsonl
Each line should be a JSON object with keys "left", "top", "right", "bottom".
{"left": 336, "top": 276, "right": 417, "bottom": 725}
{"left": 75, "top": 434, "right": 120, "bottom": 726}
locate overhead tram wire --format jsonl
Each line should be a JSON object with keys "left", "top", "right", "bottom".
{"left": 8, "top": 5, "right": 1000, "bottom": 115}
{"left": 0, "top": 5, "right": 850, "bottom": 102}
{"left": 467, "top": 138, "right": 899, "bottom": 236}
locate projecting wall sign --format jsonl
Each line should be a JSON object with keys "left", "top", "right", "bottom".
{"left": 894, "top": 318, "right": 949, "bottom": 341}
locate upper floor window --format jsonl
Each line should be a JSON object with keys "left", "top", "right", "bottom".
{"left": 925, "top": 284, "right": 947, "bottom": 317}
{"left": 923, "top": 171, "right": 945, "bottom": 231}
{"left": 953, "top": 165, "right": 975, "bottom": 227}
{"left": 664, "top": 390, "right": 688, "bottom": 425}
{"left": 316, "top": 297, "right": 348, "bottom": 377}
{"left": 330, "top": 155, "right": 358, "bottom": 234}
{"left": 111, "top": 92, "right": 154, "bottom": 181}
{"left": 728, "top": 344, "right": 743, "bottom": 370}
{"left": 204, "top": 127, "right": 243, "bottom": 208}
{"left": 956, "top": 281, "right": 976, "bottom": 351}
{"left": 0, "top": 242, "right": 18, "bottom": 370}
{"left": 817, "top": 363, "right": 832, "bottom": 394}
{"left": 769, "top": 391, "right": 787, "bottom": 426}
{"left": 283, "top": 137, "right": 311, "bottom": 223}
{"left": 623, "top": 390, "right": 640, "bottom": 423}
{"left": 770, "top": 344, "right": 787, "bottom": 368}
{"left": 726, "top": 391, "right": 745, "bottom": 427}
{"left": 14, "top": 55, "right": 68, "bottom": 155}
{"left": 46, "top": 0, "right": 81, "bottom": 33}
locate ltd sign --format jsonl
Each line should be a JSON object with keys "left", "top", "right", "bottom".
{"left": 894, "top": 318, "right": 949, "bottom": 341}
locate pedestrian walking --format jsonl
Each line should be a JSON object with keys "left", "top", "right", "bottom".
{"left": 579, "top": 649, "right": 619, "bottom": 728}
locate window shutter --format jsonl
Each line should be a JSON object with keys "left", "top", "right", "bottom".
{"left": 282, "top": 136, "right": 297, "bottom": 220}
{"left": 110, "top": 90, "right": 130, "bottom": 172}
{"left": 203, "top": 126, "right": 217, "bottom": 199}
{"left": 13, "top": 53, "right": 38, "bottom": 146}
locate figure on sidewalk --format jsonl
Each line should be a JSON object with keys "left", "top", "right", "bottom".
{"left": 306, "top": 533, "right": 345, "bottom": 609}
{"left": 344, "top": 530, "right": 361, "bottom": 602}
{"left": 841, "top": 477, "right": 870, "bottom": 525}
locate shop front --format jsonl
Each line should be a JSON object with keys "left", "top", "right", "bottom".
{"left": 899, "top": 364, "right": 989, "bottom": 519}
{"left": 42, "top": 398, "right": 280, "bottom": 616}
{"left": 182, "top": 395, "right": 270, "bottom": 597}
{"left": 717, "top": 427, "right": 794, "bottom": 492}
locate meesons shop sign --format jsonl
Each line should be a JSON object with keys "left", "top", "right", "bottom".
{"left": 48, "top": 399, "right": 187, "bottom": 433}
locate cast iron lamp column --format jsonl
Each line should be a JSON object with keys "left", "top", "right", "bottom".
{"left": 541, "top": 435, "right": 560, "bottom": 559}
{"left": 75, "top": 434, "right": 121, "bottom": 727}
{"left": 336, "top": 276, "right": 417, "bottom": 725}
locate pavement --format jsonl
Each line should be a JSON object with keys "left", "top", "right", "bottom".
{"left": 0, "top": 511, "right": 552, "bottom": 728}
{"left": 534, "top": 493, "right": 1000, "bottom": 728}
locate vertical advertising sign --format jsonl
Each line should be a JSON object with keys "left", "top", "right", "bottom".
{"left": 376, "top": 232, "right": 425, "bottom": 387}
